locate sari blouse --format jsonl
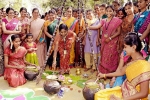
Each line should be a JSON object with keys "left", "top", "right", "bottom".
{"left": 4, "top": 47, "right": 27, "bottom": 66}
{"left": 122, "top": 60, "right": 150, "bottom": 98}
{"left": 2, "top": 18, "right": 20, "bottom": 42}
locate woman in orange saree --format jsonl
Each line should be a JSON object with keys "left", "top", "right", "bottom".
{"left": 52, "top": 24, "right": 76, "bottom": 74}
{"left": 95, "top": 32, "right": 150, "bottom": 100}
{"left": 4, "top": 35, "right": 34, "bottom": 87}
{"left": 62, "top": 7, "right": 78, "bottom": 67}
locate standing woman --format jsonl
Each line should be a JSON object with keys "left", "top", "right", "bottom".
{"left": 62, "top": 7, "right": 78, "bottom": 67}
{"left": 52, "top": 24, "right": 76, "bottom": 74}
{"left": 44, "top": 9, "right": 60, "bottom": 69}
{"left": 118, "top": 2, "right": 134, "bottom": 54}
{"left": 89, "top": 5, "right": 122, "bottom": 73}
{"left": 18, "top": 7, "right": 29, "bottom": 42}
{"left": 134, "top": 0, "right": 150, "bottom": 46}
{"left": 2, "top": 7, "right": 21, "bottom": 49}
{"left": 28, "top": 8, "right": 45, "bottom": 67}
{"left": 0, "top": 9, "right": 4, "bottom": 76}
{"left": 74, "top": 9, "right": 85, "bottom": 67}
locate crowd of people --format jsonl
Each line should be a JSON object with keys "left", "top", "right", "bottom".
{"left": 0, "top": 0, "right": 150, "bottom": 99}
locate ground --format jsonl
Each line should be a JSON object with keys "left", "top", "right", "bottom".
{"left": 0, "top": 68, "right": 97, "bottom": 100}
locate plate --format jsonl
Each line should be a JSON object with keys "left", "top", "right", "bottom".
{"left": 46, "top": 75, "right": 58, "bottom": 80}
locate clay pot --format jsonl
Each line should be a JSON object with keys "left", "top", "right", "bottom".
{"left": 43, "top": 80, "right": 61, "bottom": 95}
{"left": 24, "top": 70, "right": 39, "bottom": 81}
{"left": 82, "top": 81, "right": 100, "bottom": 100}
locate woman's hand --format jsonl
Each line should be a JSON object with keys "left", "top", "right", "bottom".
{"left": 105, "top": 38, "right": 110, "bottom": 43}
{"left": 98, "top": 73, "right": 104, "bottom": 79}
{"left": 52, "top": 61, "right": 56, "bottom": 70}
{"left": 17, "top": 65, "right": 25, "bottom": 69}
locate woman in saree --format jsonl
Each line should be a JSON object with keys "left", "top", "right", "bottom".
{"left": 74, "top": 9, "right": 85, "bottom": 67}
{"left": 62, "top": 7, "right": 78, "bottom": 67}
{"left": 95, "top": 32, "right": 150, "bottom": 100}
{"left": 2, "top": 7, "right": 21, "bottom": 49}
{"left": 18, "top": 7, "right": 29, "bottom": 42}
{"left": 0, "top": 9, "right": 4, "bottom": 76}
{"left": 88, "top": 5, "right": 122, "bottom": 73}
{"left": 134, "top": 0, "right": 150, "bottom": 49}
{"left": 28, "top": 8, "right": 45, "bottom": 67}
{"left": 4, "top": 35, "right": 35, "bottom": 87}
{"left": 52, "top": 24, "right": 76, "bottom": 74}
{"left": 44, "top": 9, "right": 60, "bottom": 70}
{"left": 118, "top": 2, "right": 134, "bottom": 54}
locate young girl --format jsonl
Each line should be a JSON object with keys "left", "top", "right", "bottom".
{"left": 23, "top": 33, "right": 38, "bottom": 66}
{"left": 95, "top": 32, "right": 150, "bottom": 100}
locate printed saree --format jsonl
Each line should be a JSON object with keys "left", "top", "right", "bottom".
{"left": 95, "top": 60, "right": 150, "bottom": 100}
{"left": 62, "top": 17, "right": 78, "bottom": 65}
{"left": 58, "top": 30, "right": 75, "bottom": 71}
{"left": 99, "top": 17, "right": 122, "bottom": 73}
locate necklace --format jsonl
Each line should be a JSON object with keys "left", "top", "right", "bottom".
{"left": 63, "top": 37, "right": 67, "bottom": 55}
{"left": 104, "top": 17, "right": 113, "bottom": 38}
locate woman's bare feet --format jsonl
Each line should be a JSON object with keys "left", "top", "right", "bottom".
{"left": 84, "top": 68, "right": 90, "bottom": 72}
{"left": 90, "top": 69, "right": 96, "bottom": 73}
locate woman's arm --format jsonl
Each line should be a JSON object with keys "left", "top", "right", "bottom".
{"left": 140, "top": 23, "right": 150, "bottom": 41}
{"left": 115, "top": 57, "right": 124, "bottom": 72}
{"left": 110, "top": 25, "right": 121, "bottom": 39}
{"left": 124, "top": 81, "right": 149, "bottom": 100}
{"left": 88, "top": 23, "right": 102, "bottom": 30}
{"left": 98, "top": 65, "right": 126, "bottom": 78}
{"left": 2, "top": 22, "right": 21, "bottom": 34}
{"left": 4, "top": 55, "right": 18, "bottom": 68}
{"left": 44, "top": 26, "right": 53, "bottom": 38}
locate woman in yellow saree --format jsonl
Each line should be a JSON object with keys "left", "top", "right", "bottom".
{"left": 62, "top": 7, "right": 78, "bottom": 66}
{"left": 95, "top": 32, "right": 150, "bottom": 100}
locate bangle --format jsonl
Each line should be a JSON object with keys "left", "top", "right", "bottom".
{"left": 109, "top": 37, "right": 112, "bottom": 40}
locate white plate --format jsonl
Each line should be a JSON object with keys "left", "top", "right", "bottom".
{"left": 46, "top": 75, "right": 58, "bottom": 80}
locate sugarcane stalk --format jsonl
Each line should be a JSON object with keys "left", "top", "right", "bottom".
{"left": 80, "top": 0, "right": 99, "bottom": 73}
{"left": 36, "top": 0, "right": 66, "bottom": 84}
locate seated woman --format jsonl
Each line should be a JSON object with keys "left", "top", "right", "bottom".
{"left": 4, "top": 34, "right": 35, "bottom": 87}
{"left": 95, "top": 32, "right": 150, "bottom": 100}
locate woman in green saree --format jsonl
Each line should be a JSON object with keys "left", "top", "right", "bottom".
{"left": 44, "top": 9, "right": 60, "bottom": 69}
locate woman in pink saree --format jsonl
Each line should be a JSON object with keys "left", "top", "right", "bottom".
{"left": 27, "top": 8, "right": 45, "bottom": 67}
{"left": 2, "top": 7, "right": 21, "bottom": 49}
{"left": 89, "top": 5, "right": 122, "bottom": 73}
{"left": 4, "top": 35, "right": 34, "bottom": 87}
